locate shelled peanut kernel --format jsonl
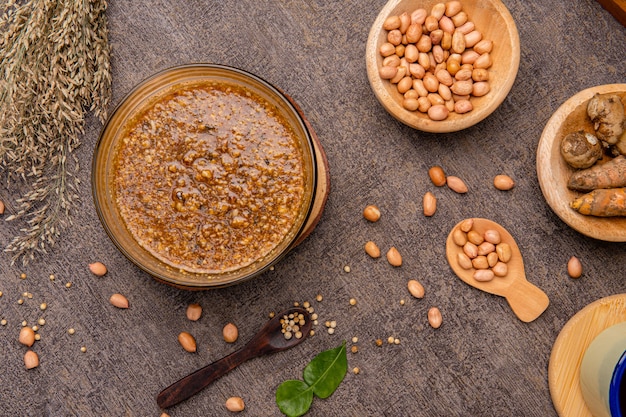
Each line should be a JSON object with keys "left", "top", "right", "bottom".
{"left": 453, "top": 221, "right": 511, "bottom": 282}
{"left": 379, "top": 2, "right": 493, "bottom": 121}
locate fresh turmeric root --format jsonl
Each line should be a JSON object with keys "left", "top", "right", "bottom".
{"left": 570, "top": 187, "right": 626, "bottom": 217}
{"left": 567, "top": 155, "right": 626, "bottom": 191}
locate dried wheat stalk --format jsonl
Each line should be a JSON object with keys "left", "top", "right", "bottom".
{"left": 0, "top": 0, "right": 111, "bottom": 264}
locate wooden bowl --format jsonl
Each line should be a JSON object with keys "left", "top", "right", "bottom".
{"left": 365, "top": 0, "right": 520, "bottom": 133}
{"left": 536, "top": 84, "right": 626, "bottom": 242}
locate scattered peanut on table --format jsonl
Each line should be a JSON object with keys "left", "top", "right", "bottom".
{"left": 493, "top": 174, "right": 515, "bottom": 191}
{"left": 88, "top": 261, "right": 107, "bottom": 276}
{"left": 407, "top": 279, "right": 425, "bottom": 299}
{"left": 428, "top": 165, "right": 447, "bottom": 186}
{"left": 178, "top": 331, "right": 197, "bottom": 353}
{"left": 363, "top": 204, "right": 381, "bottom": 222}
{"left": 428, "top": 307, "right": 443, "bottom": 329}
{"left": 225, "top": 396, "right": 245, "bottom": 412}
{"left": 223, "top": 323, "right": 239, "bottom": 343}
{"left": 423, "top": 191, "right": 437, "bottom": 216}
{"left": 386, "top": 247, "right": 403, "bottom": 266}
{"left": 109, "top": 293, "right": 129, "bottom": 309}
{"left": 567, "top": 256, "right": 583, "bottom": 278}
{"left": 23, "top": 350, "right": 39, "bottom": 369}
{"left": 364, "top": 241, "right": 381, "bottom": 258}
{"left": 446, "top": 175, "right": 468, "bottom": 193}
{"left": 19, "top": 327, "right": 36, "bottom": 347}
{"left": 186, "top": 303, "right": 203, "bottom": 321}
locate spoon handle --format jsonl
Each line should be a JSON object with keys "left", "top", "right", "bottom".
{"left": 504, "top": 278, "right": 550, "bottom": 323}
{"left": 157, "top": 345, "right": 255, "bottom": 409}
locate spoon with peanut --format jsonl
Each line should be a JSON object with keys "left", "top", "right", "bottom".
{"left": 445, "top": 218, "right": 549, "bottom": 322}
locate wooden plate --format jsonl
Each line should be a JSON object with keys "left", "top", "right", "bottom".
{"left": 365, "top": 0, "right": 520, "bottom": 133}
{"left": 536, "top": 84, "right": 626, "bottom": 241}
{"left": 548, "top": 294, "right": 626, "bottom": 417}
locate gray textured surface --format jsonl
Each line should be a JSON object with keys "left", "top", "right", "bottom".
{"left": 1, "top": 1, "right": 625, "bottom": 416}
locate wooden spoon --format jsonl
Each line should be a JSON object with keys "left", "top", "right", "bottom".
{"left": 446, "top": 218, "right": 549, "bottom": 322}
{"left": 157, "top": 307, "right": 312, "bottom": 409}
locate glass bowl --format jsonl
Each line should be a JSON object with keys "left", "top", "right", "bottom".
{"left": 92, "top": 64, "right": 317, "bottom": 289}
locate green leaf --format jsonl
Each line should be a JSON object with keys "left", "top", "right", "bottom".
{"left": 303, "top": 342, "right": 347, "bottom": 399}
{"left": 275, "top": 343, "right": 348, "bottom": 416}
{"left": 276, "top": 380, "right": 313, "bottom": 417}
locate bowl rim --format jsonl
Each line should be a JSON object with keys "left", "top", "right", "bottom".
{"left": 536, "top": 83, "right": 626, "bottom": 242}
{"left": 92, "top": 63, "right": 318, "bottom": 288}
{"left": 365, "top": 0, "right": 521, "bottom": 133}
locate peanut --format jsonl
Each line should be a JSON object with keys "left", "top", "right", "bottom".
{"left": 445, "top": 1, "right": 462, "bottom": 17}
{"left": 459, "top": 218, "right": 474, "bottom": 232}
{"left": 473, "top": 269, "right": 495, "bottom": 282}
{"left": 0, "top": 200, "right": 5, "bottom": 214}
{"left": 492, "top": 262, "right": 508, "bottom": 277}
{"left": 363, "top": 241, "right": 381, "bottom": 258}
{"left": 383, "top": 15, "right": 401, "bottom": 31}
{"left": 24, "top": 350, "right": 39, "bottom": 369}
{"left": 452, "top": 228, "right": 467, "bottom": 246}
{"left": 379, "top": 65, "right": 399, "bottom": 80}
{"left": 109, "top": 293, "right": 129, "bottom": 309}
{"left": 477, "top": 242, "right": 495, "bottom": 256}
{"left": 19, "top": 327, "right": 36, "bottom": 347}
{"left": 223, "top": 323, "right": 239, "bottom": 343}
{"left": 427, "top": 307, "right": 442, "bottom": 329}
{"left": 454, "top": 99, "right": 472, "bottom": 114}
{"left": 457, "top": 252, "right": 473, "bottom": 269}
{"left": 464, "top": 30, "right": 482, "bottom": 48}
{"left": 363, "top": 205, "right": 381, "bottom": 222}
{"left": 467, "top": 230, "right": 484, "bottom": 245}
{"left": 403, "top": 98, "right": 419, "bottom": 111}
{"left": 411, "top": 8, "right": 427, "bottom": 25}
{"left": 186, "top": 303, "right": 203, "bottom": 321}
{"left": 472, "top": 256, "right": 489, "bottom": 270}
{"left": 88, "top": 261, "right": 107, "bottom": 277}
{"left": 380, "top": 42, "right": 396, "bottom": 57}
{"left": 428, "top": 104, "right": 449, "bottom": 121}
{"left": 474, "top": 39, "right": 493, "bottom": 54}
{"left": 178, "top": 331, "right": 197, "bottom": 352}
{"left": 386, "top": 247, "right": 403, "bottom": 267}
{"left": 407, "top": 279, "right": 425, "bottom": 298}
{"left": 428, "top": 166, "right": 446, "bottom": 186}
{"left": 225, "top": 396, "right": 245, "bottom": 412}
{"left": 463, "top": 242, "right": 478, "bottom": 258}
{"left": 567, "top": 256, "right": 583, "bottom": 278}
{"left": 487, "top": 251, "right": 499, "bottom": 268}
{"left": 423, "top": 191, "right": 437, "bottom": 216}
{"left": 446, "top": 176, "right": 468, "bottom": 193}
{"left": 496, "top": 243, "right": 512, "bottom": 263}
{"left": 494, "top": 174, "right": 515, "bottom": 191}
{"left": 472, "top": 81, "right": 490, "bottom": 97}
{"left": 483, "top": 229, "right": 501, "bottom": 244}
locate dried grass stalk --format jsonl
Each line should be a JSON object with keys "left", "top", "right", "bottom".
{"left": 0, "top": 0, "right": 111, "bottom": 264}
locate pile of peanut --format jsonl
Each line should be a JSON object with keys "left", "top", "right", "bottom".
{"left": 451, "top": 218, "right": 512, "bottom": 282}
{"left": 378, "top": 1, "right": 493, "bottom": 121}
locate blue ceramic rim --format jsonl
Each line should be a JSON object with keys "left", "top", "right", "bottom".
{"left": 610, "top": 350, "right": 626, "bottom": 417}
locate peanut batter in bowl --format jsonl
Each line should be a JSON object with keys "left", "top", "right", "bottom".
{"left": 93, "top": 65, "right": 317, "bottom": 288}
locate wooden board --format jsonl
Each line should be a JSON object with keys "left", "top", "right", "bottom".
{"left": 596, "top": 0, "right": 626, "bottom": 26}
{"left": 548, "top": 294, "right": 626, "bottom": 417}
